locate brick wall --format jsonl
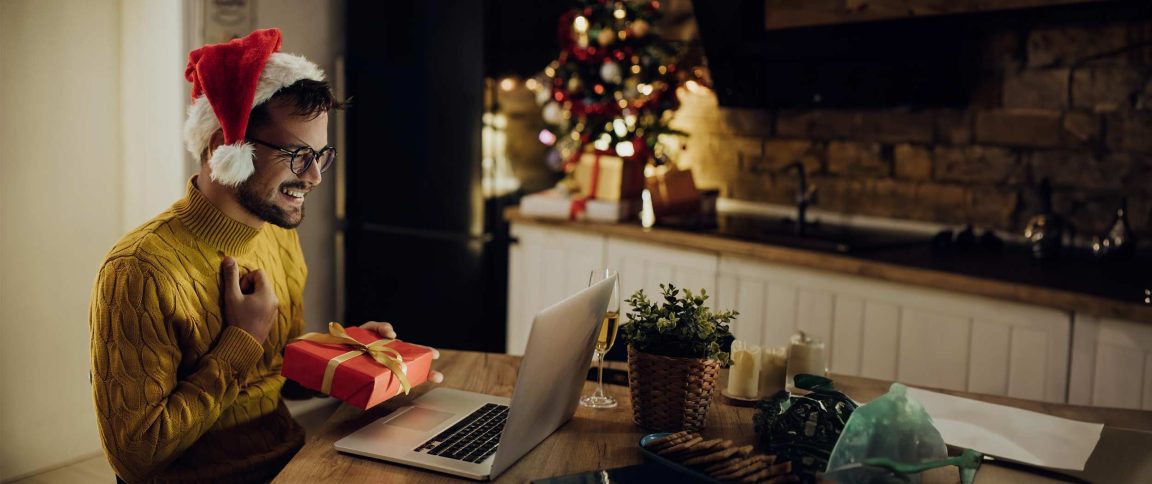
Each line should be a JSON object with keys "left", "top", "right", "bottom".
{"left": 670, "top": 6, "right": 1152, "bottom": 237}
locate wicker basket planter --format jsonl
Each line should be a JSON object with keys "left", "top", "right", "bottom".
{"left": 627, "top": 345, "right": 721, "bottom": 432}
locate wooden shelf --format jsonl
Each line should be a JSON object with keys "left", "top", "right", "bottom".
{"left": 763, "top": 0, "right": 1112, "bottom": 31}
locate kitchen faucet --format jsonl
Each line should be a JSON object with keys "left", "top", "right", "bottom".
{"left": 781, "top": 161, "right": 817, "bottom": 236}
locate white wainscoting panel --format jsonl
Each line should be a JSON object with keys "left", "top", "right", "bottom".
{"left": 1069, "top": 315, "right": 1152, "bottom": 410}
{"left": 717, "top": 255, "right": 1071, "bottom": 402}
{"left": 605, "top": 237, "right": 719, "bottom": 319}
{"left": 507, "top": 224, "right": 606, "bottom": 355}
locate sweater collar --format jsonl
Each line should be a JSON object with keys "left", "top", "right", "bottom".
{"left": 174, "top": 176, "right": 262, "bottom": 254}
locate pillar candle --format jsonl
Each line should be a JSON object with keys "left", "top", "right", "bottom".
{"left": 759, "top": 346, "right": 787, "bottom": 397}
{"left": 785, "top": 331, "right": 827, "bottom": 393}
{"left": 726, "top": 340, "right": 761, "bottom": 398}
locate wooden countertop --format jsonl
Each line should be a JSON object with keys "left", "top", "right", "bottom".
{"left": 274, "top": 351, "right": 1152, "bottom": 483}
{"left": 505, "top": 208, "right": 1152, "bottom": 324}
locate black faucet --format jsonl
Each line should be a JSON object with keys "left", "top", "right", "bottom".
{"left": 780, "top": 161, "right": 817, "bottom": 236}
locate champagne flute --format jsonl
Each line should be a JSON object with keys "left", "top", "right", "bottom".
{"left": 580, "top": 269, "right": 620, "bottom": 408}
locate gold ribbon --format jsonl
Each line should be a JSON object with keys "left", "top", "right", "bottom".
{"left": 294, "top": 322, "right": 411, "bottom": 396}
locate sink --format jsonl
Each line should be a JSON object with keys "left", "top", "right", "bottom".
{"left": 699, "top": 214, "right": 932, "bottom": 254}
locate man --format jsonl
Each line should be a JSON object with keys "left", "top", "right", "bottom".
{"left": 89, "top": 29, "right": 441, "bottom": 483}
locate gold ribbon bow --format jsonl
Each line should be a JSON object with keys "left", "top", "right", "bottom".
{"left": 294, "top": 322, "right": 411, "bottom": 396}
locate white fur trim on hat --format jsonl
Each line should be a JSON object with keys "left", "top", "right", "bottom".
{"left": 207, "top": 142, "right": 256, "bottom": 186}
{"left": 184, "top": 52, "right": 326, "bottom": 183}
{"left": 254, "top": 53, "right": 326, "bottom": 106}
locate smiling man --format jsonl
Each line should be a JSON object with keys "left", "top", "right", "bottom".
{"left": 89, "top": 29, "right": 440, "bottom": 483}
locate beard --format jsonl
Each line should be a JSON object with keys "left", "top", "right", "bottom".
{"left": 236, "top": 178, "right": 306, "bottom": 229}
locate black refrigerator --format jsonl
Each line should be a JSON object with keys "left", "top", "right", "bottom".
{"left": 343, "top": 0, "right": 505, "bottom": 353}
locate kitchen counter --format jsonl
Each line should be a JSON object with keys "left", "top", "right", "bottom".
{"left": 505, "top": 208, "right": 1152, "bottom": 323}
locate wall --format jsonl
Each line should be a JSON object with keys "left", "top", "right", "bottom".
{"left": 0, "top": 0, "right": 183, "bottom": 479}
{"left": 254, "top": 0, "right": 344, "bottom": 334}
{"left": 672, "top": 4, "right": 1152, "bottom": 238}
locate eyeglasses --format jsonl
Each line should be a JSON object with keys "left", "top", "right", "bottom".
{"left": 246, "top": 137, "right": 336, "bottom": 176}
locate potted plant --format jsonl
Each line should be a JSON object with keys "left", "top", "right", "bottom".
{"left": 620, "top": 284, "right": 736, "bottom": 431}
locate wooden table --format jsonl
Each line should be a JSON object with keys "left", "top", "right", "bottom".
{"left": 274, "top": 351, "right": 1152, "bottom": 483}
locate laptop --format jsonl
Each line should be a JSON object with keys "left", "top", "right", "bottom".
{"left": 334, "top": 274, "right": 617, "bottom": 480}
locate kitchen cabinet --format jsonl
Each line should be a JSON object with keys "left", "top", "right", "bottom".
{"left": 605, "top": 237, "right": 719, "bottom": 317}
{"left": 507, "top": 221, "right": 1152, "bottom": 406}
{"left": 1069, "top": 315, "right": 1152, "bottom": 410}
{"left": 506, "top": 223, "right": 606, "bottom": 355}
{"left": 716, "top": 256, "right": 1071, "bottom": 403}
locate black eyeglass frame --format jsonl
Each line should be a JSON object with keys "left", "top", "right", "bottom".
{"left": 246, "top": 137, "right": 336, "bottom": 176}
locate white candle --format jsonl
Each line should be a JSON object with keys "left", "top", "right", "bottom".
{"left": 759, "top": 346, "right": 787, "bottom": 397}
{"left": 785, "top": 331, "right": 827, "bottom": 393}
{"left": 726, "top": 340, "right": 761, "bottom": 398}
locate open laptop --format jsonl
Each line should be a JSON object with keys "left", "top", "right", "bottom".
{"left": 334, "top": 274, "right": 617, "bottom": 480}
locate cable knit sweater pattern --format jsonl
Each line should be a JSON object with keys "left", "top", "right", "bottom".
{"left": 90, "top": 177, "right": 307, "bottom": 483}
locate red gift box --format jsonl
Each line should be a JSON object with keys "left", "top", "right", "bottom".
{"left": 281, "top": 324, "right": 435, "bottom": 410}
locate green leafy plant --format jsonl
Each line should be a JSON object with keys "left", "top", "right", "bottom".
{"left": 620, "top": 284, "right": 737, "bottom": 365}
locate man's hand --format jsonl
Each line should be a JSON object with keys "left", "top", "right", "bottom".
{"left": 360, "top": 321, "right": 444, "bottom": 383}
{"left": 221, "top": 256, "right": 279, "bottom": 344}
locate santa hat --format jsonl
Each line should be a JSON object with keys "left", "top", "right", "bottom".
{"left": 183, "top": 28, "right": 326, "bottom": 186}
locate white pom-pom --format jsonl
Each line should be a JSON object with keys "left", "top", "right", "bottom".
{"left": 207, "top": 143, "right": 256, "bottom": 186}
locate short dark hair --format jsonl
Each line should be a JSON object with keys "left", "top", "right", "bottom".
{"left": 248, "top": 78, "right": 347, "bottom": 129}
{"left": 200, "top": 79, "right": 347, "bottom": 162}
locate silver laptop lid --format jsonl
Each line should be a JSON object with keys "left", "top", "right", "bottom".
{"left": 489, "top": 274, "right": 616, "bottom": 476}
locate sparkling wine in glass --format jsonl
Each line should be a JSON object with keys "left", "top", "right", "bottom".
{"left": 581, "top": 269, "right": 620, "bottom": 408}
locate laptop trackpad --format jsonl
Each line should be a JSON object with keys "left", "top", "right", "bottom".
{"left": 388, "top": 407, "right": 455, "bottom": 432}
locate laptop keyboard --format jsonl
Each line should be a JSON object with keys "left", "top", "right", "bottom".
{"left": 413, "top": 403, "right": 508, "bottom": 463}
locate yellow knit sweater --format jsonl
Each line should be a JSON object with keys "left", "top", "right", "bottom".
{"left": 90, "top": 177, "right": 307, "bottom": 483}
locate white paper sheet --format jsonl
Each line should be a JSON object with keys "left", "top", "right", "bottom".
{"left": 905, "top": 387, "right": 1103, "bottom": 471}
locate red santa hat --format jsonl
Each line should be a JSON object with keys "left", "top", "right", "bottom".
{"left": 183, "top": 28, "right": 326, "bottom": 186}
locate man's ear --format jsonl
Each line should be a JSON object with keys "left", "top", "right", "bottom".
{"left": 202, "top": 129, "right": 225, "bottom": 164}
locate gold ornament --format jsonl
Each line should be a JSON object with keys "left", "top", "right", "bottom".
{"left": 631, "top": 19, "right": 650, "bottom": 37}
{"left": 597, "top": 29, "right": 617, "bottom": 47}
{"left": 567, "top": 76, "right": 584, "bottom": 92}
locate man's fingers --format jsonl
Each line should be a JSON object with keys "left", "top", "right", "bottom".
{"left": 248, "top": 269, "right": 267, "bottom": 292}
{"left": 429, "top": 371, "right": 444, "bottom": 384}
{"left": 362, "top": 321, "right": 397, "bottom": 339}
{"left": 221, "top": 256, "right": 241, "bottom": 300}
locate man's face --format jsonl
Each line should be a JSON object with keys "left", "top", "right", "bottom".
{"left": 236, "top": 100, "right": 329, "bottom": 229}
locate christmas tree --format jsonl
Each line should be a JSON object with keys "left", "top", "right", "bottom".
{"left": 533, "top": 0, "right": 686, "bottom": 174}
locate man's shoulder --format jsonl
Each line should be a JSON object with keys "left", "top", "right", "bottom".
{"left": 101, "top": 210, "right": 185, "bottom": 271}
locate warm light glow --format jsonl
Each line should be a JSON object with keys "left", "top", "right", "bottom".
{"left": 594, "top": 133, "right": 612, "bottom": 151}
{"left": 630, "top": 65, "right": 641, "bottom": 74}
{"left": 637, "top": 83, "right": 653, "bottom": 96}
{"left": 499, "top": 77, "right": 516, "bottom": 91}
{"left": 544, "top": 66, "right": 556, "bottom": 77}
{"left": 614, "top": 8, "right": 626, "bottom": 19}
{"left": 538, "top": 129, "right": 557, "bottom": 146}
{"left": 624, "top": 112, "right": 637, "bottom": 127}
{"left": 573, "top": 16, "right": 589, "bottom": 33}
{"left": 614, "top": 141, "right": 635, "bottom": 157}
{"left": 641, "top": 189, "right": 655, "bottom": 229}
{"left": 593, "top": 84, "right": 605, "bottom": 95}
{"left": 613, "top": 119, "right": 628, "bottom": 137}
{"left": 525, "top": 78, "right": 539, "bottom": 90}
{"left": 685, "top": 80, "right": 701, "bottom": 93}
{"left": 658, "top": 65, "right": 667, "bottom": 75}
